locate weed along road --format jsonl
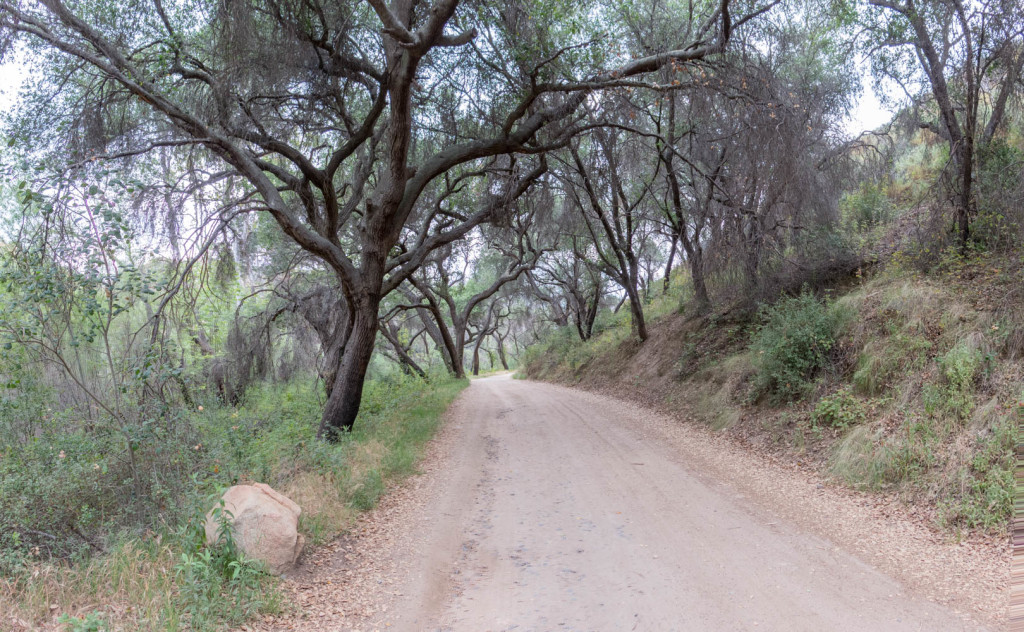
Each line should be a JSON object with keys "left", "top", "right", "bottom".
{"left": 281, "top": 374, "right": 995, "bottom": 632}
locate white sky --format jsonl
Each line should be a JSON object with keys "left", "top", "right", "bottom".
{"left": 844, "top": 54, "right": 896, "bottom": 137}
{"left": 0, "top": 50, "right": 26, "bottom": 115}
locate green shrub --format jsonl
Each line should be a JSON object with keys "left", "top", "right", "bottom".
{"left": 167, "top": 494, "right": 280, "bottom": 631}
{"left": 750, "top": 291, "right": 847, "bottom": 403}
{"left": 813, "top": 388, "right": 867, "bottom": 429}
{"left": 840, "top": 181, "right": 892, "bottom": 231}
{"left": 974, "top": 139, "right": 1024, "bottom": 250}
{"left": 58, "top": 611, "right": 106, "bottom": 631}
{"left": 1, "top": 371, "right": 467, "bottom": 629}
{"left": 876, "top": 418, "right": 939, "bottom": 486}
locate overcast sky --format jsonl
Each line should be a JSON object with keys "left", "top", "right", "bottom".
{"left": 0, "top": 62, "right": 20, "bottom": 115}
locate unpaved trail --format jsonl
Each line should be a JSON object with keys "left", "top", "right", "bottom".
{"left": 263, "top": 375, "right": 1004, "bottom": 632}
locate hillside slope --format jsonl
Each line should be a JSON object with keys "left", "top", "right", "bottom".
{"left": 524, "top": 253, "right": 1021, "bottom": 538}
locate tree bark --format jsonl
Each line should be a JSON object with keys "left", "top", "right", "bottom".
{"left": 496, "top": 334, "right": 510, "bottom": 370}
{"left": 318, "top": 295, "right": 380, "bottom": 440}
{"left": 663, "top": 232, "right": 678, "bottom": 295}
{"left": 689, "top": 245, "right": 711, "bottom": 314}
{"left": 626, "top": 286, "right": 648, "bottom": 340}
{"left": 583, "top": 287, "right": 600, "bottom": 339}
{"left": 471, "top": 331, "right": 483, "bottom": 376}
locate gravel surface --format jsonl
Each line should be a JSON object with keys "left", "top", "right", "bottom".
{"left": 252, "top": 375, "right": 1005, "bottom": 632}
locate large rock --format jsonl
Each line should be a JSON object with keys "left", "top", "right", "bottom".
{"left": 204, "top": 483, "right": 305, "bottom": 575}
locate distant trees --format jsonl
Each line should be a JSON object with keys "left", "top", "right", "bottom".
{"left": 862, "top": 0, "right": 1024, "bottom": 248}
{"left": 560, "top": 121, "right": 662, "bottom": 341}
{"left": 400, "top": 214, "right": 543, "bottom": 378}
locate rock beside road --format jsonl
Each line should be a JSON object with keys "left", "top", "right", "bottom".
{"left": 205, "top": 483, "right": 305, "bottom": 575}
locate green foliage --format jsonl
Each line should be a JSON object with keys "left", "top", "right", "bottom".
{"left": 348, "top": 469, "right": 385, "bottom": 511}
{"left": 923, "top": 341, "right": 985, "bottom": 422}
{"left": 831, "top": 414, "right": 941, "bottom": 490}
{"left": 812, "top": 387, "right": 867, "bottom": 429}
{"left": 1, "top": 371, "right": 467, "bottom": 628}
{"left": 58, "top": 611, "right": 107, "bottom": 632}
{"left": 749, "top": 291, "right": 848, "bottom": 403}
{"left": 974, "top": 139, "right": 1024, "bottom": 251}
{"left": 851, "top": 333, "right": 932, "bottom": 396}
{"left": 171, "top": 499, "right": 275, "bottom": 631}
{"left": 521, "top": 278, "right": 692, "bottom": 381}
{"left": 840, "top": 181, "right": 892, "bottom": 232}
{"left": 875, "top": 418, "right": 939, "bottom": 485}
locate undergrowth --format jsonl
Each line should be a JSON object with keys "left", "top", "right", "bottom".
{"left": 0, "top": 372, "right": 467, "bottom": 630}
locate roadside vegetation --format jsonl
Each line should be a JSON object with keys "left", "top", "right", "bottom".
{"left": 0, "top": 372, "right": 465, "bottom": 630}
{"left": 525, "top": 230, "right": 1021, "bottom": 539}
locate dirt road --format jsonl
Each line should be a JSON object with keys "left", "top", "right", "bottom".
{"left": 271, "top": 375, "right": 1003, "bottom": 631}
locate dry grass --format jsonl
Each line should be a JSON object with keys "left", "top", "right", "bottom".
{"left": 285, "top": 471, "right": 355, "bottom": 547}
{"left": 689, "top": 353, "right": 754, "bottom": 430}
{"left": 1, "top": 540, "right": 178, "bottom": 631}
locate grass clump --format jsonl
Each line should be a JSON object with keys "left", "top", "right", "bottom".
{"left": 851, "top": 333, "right": 932, "bottom": 396}
{"left": 749, "top": 290, "right": 848, "bottom": 403}
{"left": 926, "top": 340, "right": 987, "bottom": 422}
{"left": 939, "top": 413, "right": 1016, "bottom": 531}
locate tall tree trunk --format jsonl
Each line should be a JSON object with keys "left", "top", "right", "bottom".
{"left": 318, "top": 296, "right": 380, "bottom": 441}
{"left": 574, "top": 308, "right": 588, "bottom": 341}
{"left": 471, "top": 341, "right": 481, "bottom": 376}
{"left": 742, "top": 212, "right": 763, "bottom": 296}
{"left": 418, "top": 296, "right": 464, "bottom": 379}
{"left": 414, "top": 305, "right": 456, "bottom": 375}
{"left": 956, "top": 141, "right": 974, "bottom": 250}
{"left": 626, "top": 286, "right": 648, "bottom": 341}
{"left": 583, "top": 290, "right": 600, "bottom": 339}
{"left": 689, "top": 245, "right": 711, "bottom": 314}
{"left": 626, "top": 260, "right": 648, "bottom": 341}
{"left": 452, "top": 322, "right": 468, "bottom": 379}
{"left": 496, "top": 334, "right": 509, "bottom": 370}
{"left": 663, "top": 233, "right": 678, "bottom": 295}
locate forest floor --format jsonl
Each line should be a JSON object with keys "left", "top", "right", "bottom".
{"left": 249, "top": 374, "right": 1004, "bottom": 632}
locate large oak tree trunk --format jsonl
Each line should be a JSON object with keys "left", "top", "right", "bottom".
{"left": 453, "top": 331, "right": 467, "bottom": 379}
{"left": 496, "top": 334, "right": 509, "bottom": 370}
{"left": 318, "top": 296, "right": 380, "bottom": 440}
